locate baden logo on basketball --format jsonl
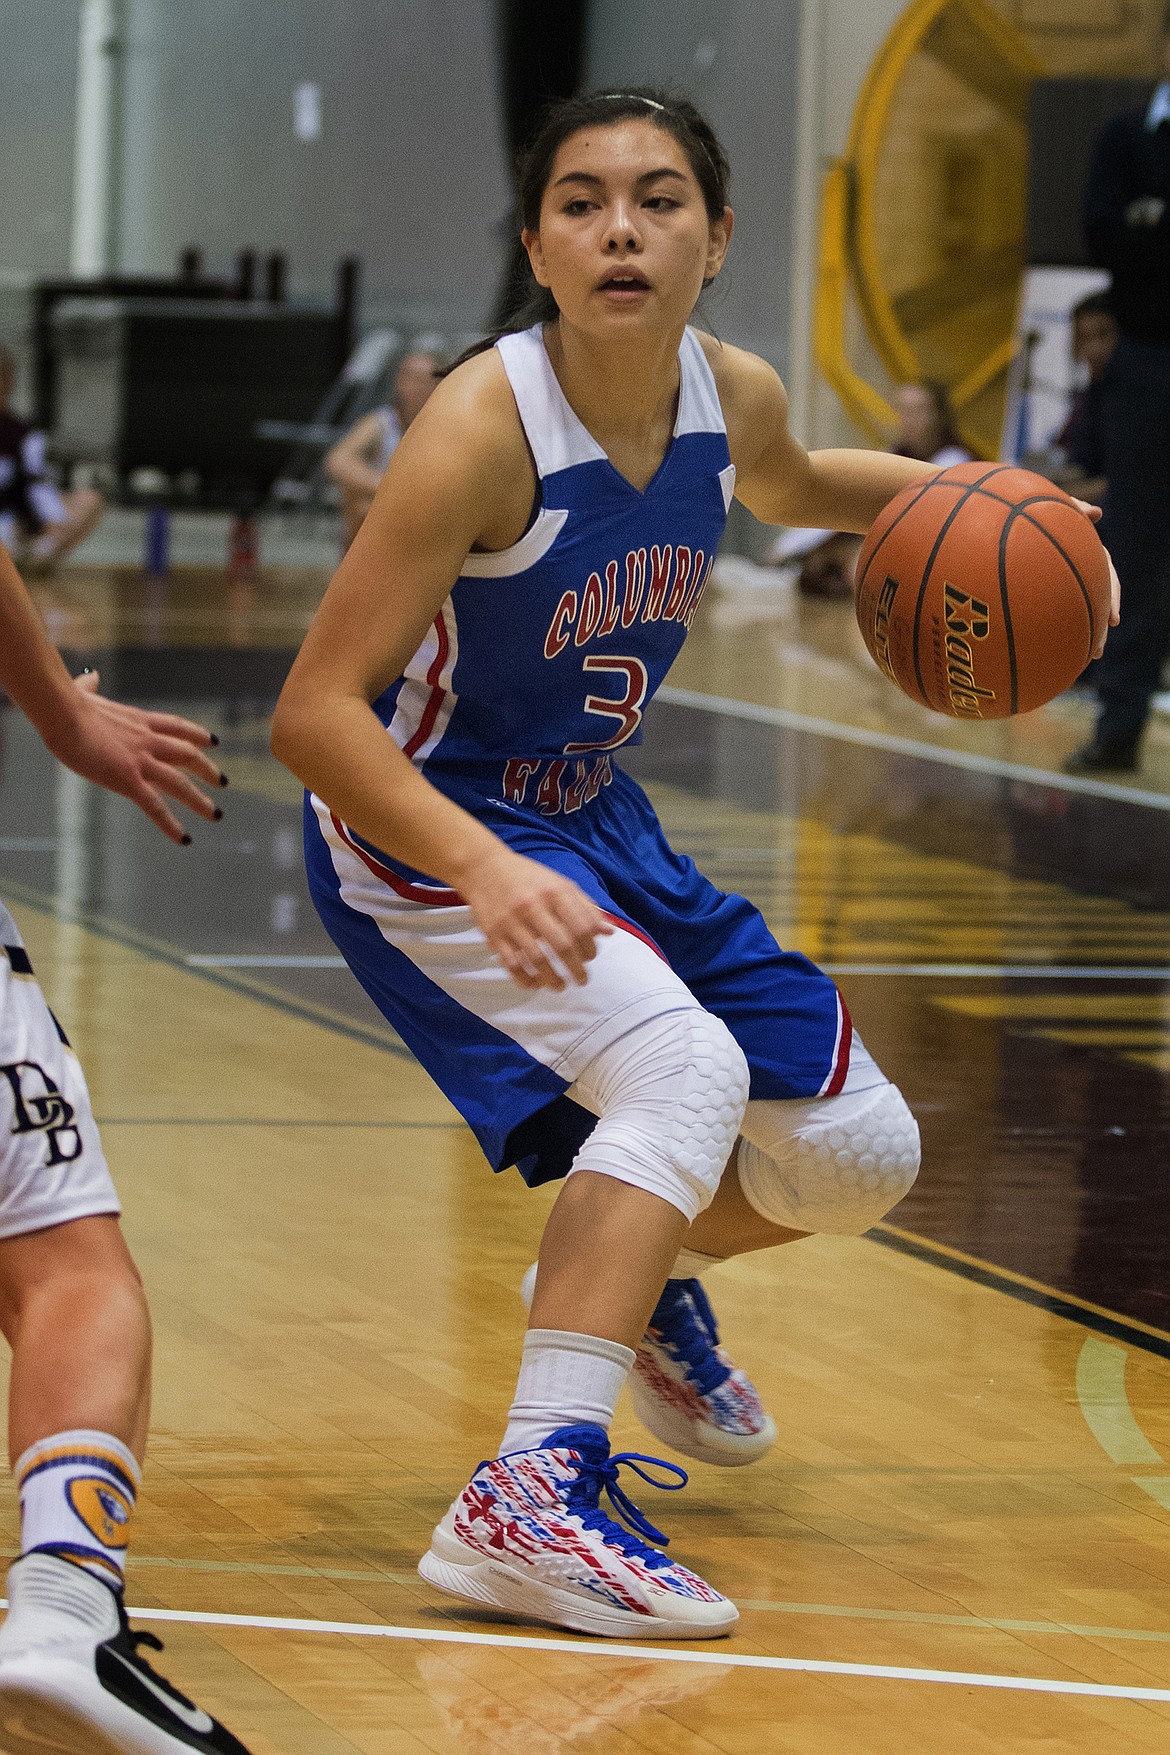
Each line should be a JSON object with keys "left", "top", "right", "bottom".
{"left": 943, "top": 584, "right": 990, "bottom": 641}
{"left": 942, "top": 583, "right": 996, "bottom": 717}
{"left": 67, "top": 1477, "right": 133, "bottom": 1549}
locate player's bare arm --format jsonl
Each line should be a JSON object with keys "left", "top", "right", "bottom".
{"left": 704, "top": 340, "right": 936, "bottom": 530}
{"left": 271, "top": 354, "right": 612, "bottom": 991}
{"left": 0, "top": 544, "right": 225, "bottom": 844}
{"left": 704, "top": 339, "right": 1118, "bottom": 652}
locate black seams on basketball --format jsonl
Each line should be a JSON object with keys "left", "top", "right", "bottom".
{"left": 854, "top": 462, "right": 1111, "bottom": 719}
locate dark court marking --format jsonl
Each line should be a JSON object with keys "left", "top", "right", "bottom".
{"left": 872, "top": 1226, "right": 1170, "bottom": 1364}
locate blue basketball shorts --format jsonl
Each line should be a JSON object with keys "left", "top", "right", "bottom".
{"left": 304, "top": 766, "right": 877, "bottom": 1187}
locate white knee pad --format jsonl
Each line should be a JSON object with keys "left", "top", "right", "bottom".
{"left": 737, "top": 1081, "right": 920, "bottom": 1235}
{"left": 568, "top": 1007, "right": 750, "bottom": 1223}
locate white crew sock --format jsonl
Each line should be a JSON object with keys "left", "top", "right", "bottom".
{"left": 499, "top": 1328, "right": 635, "bottom": 1456}
{"left": 670, "top": 1247, "right": 724, "bottom": 1280}
{"left": 16, "top": 1429, "right": 140, "bottom": 1591}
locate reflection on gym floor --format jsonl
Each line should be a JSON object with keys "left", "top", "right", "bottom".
{"left": 0, "top": 559, "right": 1168, "bottom": 1753}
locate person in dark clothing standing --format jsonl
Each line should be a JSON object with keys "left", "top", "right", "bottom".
{"left": 1065, "top": 10, "right": 1170, "bottom": 774}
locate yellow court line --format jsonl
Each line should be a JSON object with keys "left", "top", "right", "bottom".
{"left": 1075, "top": 1338, "right": 1163, "bottom": 1466}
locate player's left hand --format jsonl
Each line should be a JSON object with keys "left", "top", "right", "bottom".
{"left": 1069, "top": 497, "right": 1120, "bottom": 659}
{"left": 50, "top": 671, "right": 228, "bottom": 845}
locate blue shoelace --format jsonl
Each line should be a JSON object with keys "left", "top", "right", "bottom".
{"left": 648, "top": 1278, "right": 732, "bottom": 1395}
{"left": 554, "top": 1429, "right": 688, "bottom": 1570}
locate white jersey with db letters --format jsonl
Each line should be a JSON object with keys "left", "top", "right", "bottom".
{"left": 0, "top": 900, "right": 119, "bottom": 1237}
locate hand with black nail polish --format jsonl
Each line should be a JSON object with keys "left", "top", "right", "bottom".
{"left": 53, "top": 671, "right": 227, "bottom": 847}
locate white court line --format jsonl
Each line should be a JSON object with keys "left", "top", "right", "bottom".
{"left": 105, "top": 1604, "right": 1170, "bottom": 1702}
{"left": 184, "top": 957, "right": 1169, "bottom": 980}
{"left": 186, "top": 954, "right": 346, "bottom": 968}
{"left": 656, "top": 685, "right": 1170, "bottom": 813}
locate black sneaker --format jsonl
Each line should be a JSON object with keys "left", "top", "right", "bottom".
{"left": 1063, "top": 738, "right": 1139, "bottom": 774}
{"left": 0, "top": 1553, "right": 252, "bottom": 1753}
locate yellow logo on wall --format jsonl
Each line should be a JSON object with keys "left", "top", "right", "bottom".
{"left": 67, "top": 1478, "right": 133, "bottom": 1549}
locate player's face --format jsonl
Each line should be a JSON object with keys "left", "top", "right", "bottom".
{"left": 523, "top": 121, "right": 731, "bottom": 340}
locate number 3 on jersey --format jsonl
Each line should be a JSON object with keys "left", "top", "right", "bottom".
{"left": 564, "top": 655, "right": 649, "bottom": 753}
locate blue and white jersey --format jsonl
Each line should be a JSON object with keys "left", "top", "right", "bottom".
{"left": 370, "top": 323, "right": 734, "bottom": 815}
{"left": 304, "top": 322, "right": 866, "bottom": 1188}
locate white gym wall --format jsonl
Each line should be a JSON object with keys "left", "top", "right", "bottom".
{"left": 0, "top": 0, "right": 903, "bottom": 440}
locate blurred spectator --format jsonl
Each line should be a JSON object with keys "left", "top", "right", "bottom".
{"left": 1026, "top": 294, "right": 1117, "bottom": 504}
{"left": 1048, "top": 293, "right": 1117, "bottom": 501}
{"left": 767, "top": 380, "right": 972, "bottom": 600}
{"left": 889, "top": 380, "right": 973, "bottom": 471}
{"left": 1066, "top": 10, "right": 1170, "bottom": 774}
{"left": 0, "top": 346, "right": 103, "bottom": 571}
{"left": 326, "top": 346, "right": 443, "bottom": 547}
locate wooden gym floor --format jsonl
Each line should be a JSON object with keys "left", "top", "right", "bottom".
{"left": 1, "top": 558, "right": 1169, "bottom": 1752}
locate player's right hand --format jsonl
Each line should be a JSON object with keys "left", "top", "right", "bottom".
{"left": 461, "top": 845, "right": 614, "bottom": 991}
{"left": 49, "top": 671, "right": 228, "bottom": 846}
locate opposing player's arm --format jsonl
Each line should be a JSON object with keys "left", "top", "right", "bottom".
{"left": 0, "top": 542, "right": 223, "bottom": 843}
{"left": 271, "top": 354, "right": 613, "bottom": 990}
{"left": 707, "top": 343, "right": 936, "bottom": 533}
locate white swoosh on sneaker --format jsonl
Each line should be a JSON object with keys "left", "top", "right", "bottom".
{"left": 105, "top": 1651, "right": 215, "bottom": 1735}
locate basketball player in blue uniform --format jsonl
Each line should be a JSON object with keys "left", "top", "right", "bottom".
{"left": 272, "top": 90, "right": 1116, "bottom": 1639}
{"left": 0, "top": 543, "right": 251, "bottom": 1751}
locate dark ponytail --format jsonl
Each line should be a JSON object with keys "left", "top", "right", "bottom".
{"left": 446, "top": 88, "right": 731, "bottom": 372}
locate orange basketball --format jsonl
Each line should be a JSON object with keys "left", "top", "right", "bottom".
{"left": 854, "top": 462, "right": 1111, "bottom": 719}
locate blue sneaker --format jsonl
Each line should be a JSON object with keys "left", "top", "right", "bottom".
{"left": 518, "top": 1268, "right": 776, "bottom": 1468}
{"left": 631, "top": 1279, "right": 777, "bottom": 1467}
{"left": 418, "top": 1423, "right": 738, "bottom": 1639}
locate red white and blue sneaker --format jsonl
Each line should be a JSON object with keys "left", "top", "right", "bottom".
{"left": 632, "top": 1279, "right": 777, "bottom": 1468}
{"left": 417, "top": 1423, "right": 738, "bottom": 1639}
{"left": 0, "top": 1553, "right": 252, "bottom": 1754}
{"left": 519, "top": 1267, "right": 777, "bottom": 1468}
